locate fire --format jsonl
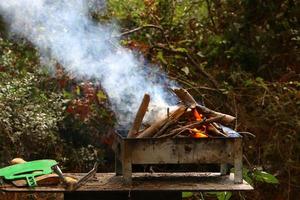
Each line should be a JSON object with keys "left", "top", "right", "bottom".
{"left": 190, "top": 108, "right": 208, "bottom": 138}
{"left": 193, "top": 108, "right": 203, "bottom": 121}
{"left": 191, "top": 128, "right": 208, "bottom": 138}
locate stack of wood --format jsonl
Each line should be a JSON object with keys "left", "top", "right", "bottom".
{"left": 127, "top": 88, "right": 236, "bottom": 139}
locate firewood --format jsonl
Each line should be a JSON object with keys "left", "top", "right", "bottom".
{"left": 196, "top": 105, "right": 236, "bottom": 124}
{"left": 172, "top": 88, "right": 236, "bottom": 124}
{"left": 128, "top": 94, "right": 150, "bottom": 138}
{"left": 153, "top": 120, "right": 176, "bottom": 138}
{"left": 137, "top": 105, "right": 187, "bottom": 138}
{"left": 207, "top": 123, "right": 228, "bottom": 137}
{"left": 161, "top": 115, "right": 226, "bottom": 138}
{"left": 172, "top": 88, "right": 197, "bottom": 108}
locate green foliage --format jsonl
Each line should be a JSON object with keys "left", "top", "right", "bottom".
{"left": 216, "top": 192, "right": 232, "bottom": 200}
{"left": 206, "top": 192, "right": 232, "bottom": 200}
{"left": 0, "top": 37, "right": 112, "bottom": 170}
{"left": 182, "top": 191, "right": 193, "bottom": 198}
{"left": 106, "top": 0, "right": 145, "bottom": 24}
{"left": 0, "top": 38, "right": 64, "bottom": 164}
{"left": 253, "top": 170, "right": 279, "bottom": 184}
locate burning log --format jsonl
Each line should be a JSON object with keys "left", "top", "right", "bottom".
{"left": 160, "top": 115, "right": 226, "bottom": 138}
{"left": 172, "top": 88, "right": 236, "bottom": 124}
{"left": 124, "top": 87, "right": 237, "bottom": 139}
{"left": 137, "top": 105, "right": 187, "bottom": 138}
{"left": 128, "top": 94, "right": 150, "bottom": 138}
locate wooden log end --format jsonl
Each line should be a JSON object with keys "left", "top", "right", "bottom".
{"left": 127, "top": 93, "right": 150, "bottom": 138}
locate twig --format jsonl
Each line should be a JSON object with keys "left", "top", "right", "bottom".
{"left": 238, "top": 132, "right": 256, "bottom": 138}
{"left": 186, "top": 53, "right": 220, "bottom": 89}
{"left": 233, "top": 95, "right": 238, "bottom": 131}
{"left": 205, "top": 0, "right": 217, "bottom": 32}
{"left": 243, "top": 155, "right": 253, "bottom": 169}
{"left": 211, "top": 122, "right": 228, "bottom": 137}
{"left": 159, "top": 115, "right": 225, "bottom": 138}
{"left": 261, "top": 89, "right": 267, "bottom": 106}
{"left": 185, "top": 86, "right": 220, "bottom": 92}
{"left": 172, "top": 88, "right": 235, "bottom": 124}
{"left": 118, "top": 25, "right": 163, "bottom": 37}
{"left": 118, "top": 24, "right": 170, "bottom": 46}
{"left": 200, "top": 192, "right": 205, "bottom": 200}
{"left": 153, "top": 43, "right": 220, "bottom": 89}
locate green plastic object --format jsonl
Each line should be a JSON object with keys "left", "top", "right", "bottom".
{"left": 0, "top": 159, "right": 57, "bottom": 187}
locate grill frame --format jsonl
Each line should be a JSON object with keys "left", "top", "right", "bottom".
{"left": 113, "top": 133, "right": 243, "bottom": 184}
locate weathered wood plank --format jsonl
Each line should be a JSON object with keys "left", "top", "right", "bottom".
{"left": 0, "top": 173, "right": 253, "bottom": 192}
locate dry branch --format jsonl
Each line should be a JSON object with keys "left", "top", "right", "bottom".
{"left": 207, "top": 123, "right": 228, "bottom": 137}
{"left": 196, "top": 104, "right": 236, "bottom": 124}
{"left": 153, "top": 120, "right": 176, "bottom": 138}
{"left": 128, "top": 94, "right": 150, "bottom": 138}
{"left": 161, "top": 115, "right": 226, "bottom": 138}
{"left": 137, "top": 105, "right": 187, "bottom": 138}
{"left": 172, "top": 88, "right": 197, "bottom": 108}
{"left": 172, "top": 88, "right": 236, "bottom": 124}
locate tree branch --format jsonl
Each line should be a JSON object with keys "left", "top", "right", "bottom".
{"left": 118, "top": 25, "right": 163, "bottom": 37}
{"left": 118, "top": 24, "right": 170, "bottom": 45}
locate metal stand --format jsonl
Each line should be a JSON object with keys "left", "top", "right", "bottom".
{"left": 114, "top": 134, "right": 243, "bottom": 184}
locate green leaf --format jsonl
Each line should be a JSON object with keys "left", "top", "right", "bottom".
{"left": 253, "top": 170, "right": 279, "bottom": 184}
{"left": 63, "top": 90, "right": 73, "bottom": 99}
{"left": 242, "top": 168, "right": 253, "bottom": 185}
{"left": 97, "top": 90, "right": 107, "bottom": 100}
{"left": 216, "top": 192, "right": 232, "bottom": 200}
{"left": 157, "top": 51, "right": 167, "bottom": 65}
{"left": 207, "top": 192, "right": 232, "bottom": 200}
{"left": 173, "top": 47, "right": 188, "bottom": 53}
{"left": 76, "top": 86, "right": 80, "bottom": 95}
{"left": 244, "top": 79, "right": 254, "bottom": 87}
{"left": 182, "top": 192, "right": 193, "bottom": 198}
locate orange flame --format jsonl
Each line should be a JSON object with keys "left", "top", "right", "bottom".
{"left": 191, "top": 128, "right": 208, "bottom": 138}
{"left": 191, "top": 108, "right": 208, "bottom": 138}
{"left": 193, "top": 108, "right": 203, "bottom": 121}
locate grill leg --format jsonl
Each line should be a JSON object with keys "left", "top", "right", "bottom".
{"left": 115, "top": 156, "right": 123, "bottom": 175}
{"left": 122, "top": 142, "right": 132, "bottom": 184}
{"left": 123, "top": 160, "right": 132, "bottom": 184}
{"left": 234, "top": 139, "right": 243, "bottom": 183}
{"left": 220, "top": 164, "right": 228, "bottom": 175}
{"left": 115, "top": 144, "right": 123, "bottom": 176}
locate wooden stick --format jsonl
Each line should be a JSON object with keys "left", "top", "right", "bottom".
{"left": 127, "top": 94, "right": 150, "bottom": 138}
{"left": 153, "top": 120, "right": 176, "bottom": 138}
{"left": 196, "top": 104, "right": 236, "bottom": 124}
{"left": 172, "top": 88, "right": 197, "bottom": 108}
{"left": 137, "top": 105, "right": 187, "bottom": 138}
{"left": 207, "top": 123, "right": 228, "bottom": 137}
{"left": 172, "top": 88, "right": 236, "bottom": 124}
{"left": 162, "top": 115, "right": 226, "bottom": 138}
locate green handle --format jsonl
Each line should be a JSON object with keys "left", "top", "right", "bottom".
{"left": 0, "top": 160, "right": 58, "bottom": 187}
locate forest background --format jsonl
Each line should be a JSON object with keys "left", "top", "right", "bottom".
{"left": 0, "top": 0, "right": 299, "bottom": 199}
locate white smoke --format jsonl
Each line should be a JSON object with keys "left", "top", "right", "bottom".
{"left": 0, "top": 0, "right": 177, "bottom": 128}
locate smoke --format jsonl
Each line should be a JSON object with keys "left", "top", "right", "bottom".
{"left": 0, "top": 0, "right": 177, "bottom": 127}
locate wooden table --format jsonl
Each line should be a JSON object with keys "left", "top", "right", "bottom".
{"left": 0, "top": 172, "right": 253, "bottom": 200}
